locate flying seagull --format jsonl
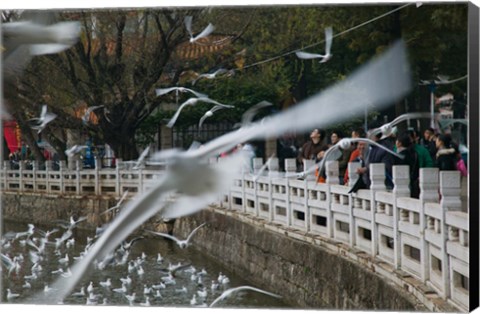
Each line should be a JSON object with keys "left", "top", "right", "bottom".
{"left": 167, "top": 97, "right": 232, "bottom": 128}
{"left": 184, "top": 16, "right": 215, "bottom": 43}
{"left": 29, "top": 105, "right": 57, "bottom": 134}
{"left": 65, "top": 145, "right": 88, "bottom": 158}
{"left": 100, "top": 189, "right": 130, "bottom": 216}
{"left": 198, "top": 104, "right": 235, "bottom": 129}
{"left": 29, "top": 40, "right": 411, "bottom": 305}
{"left": 146, "top": 223, "right": 207, "bottom": 249}
{"left": 234, "top": 100, "right": 274, "bottom": 129}
{"left": 155, "top": 87, "right": 207, "bottom": 99}
{"left": 291, "top": 137, "right": 405, "bottom": 181}
{"left": 2, "top": 19, "right": 81, "bottom": 80}
{"left": 295, "top": 27, "right": 333, "bottom": 63}
{"left": 192, "top": 68, "right": 228, "bottom": 86}
{"left": 368, "top": 112, "right": 432, "bottom": 139}
{"left": 209, "top": 286, "right": 281, "bottom": 307}
{"left": 123, "top": 146, "right": 150, "bottom": 170}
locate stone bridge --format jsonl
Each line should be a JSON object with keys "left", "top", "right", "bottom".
{"left": 0, "top": 158, "right": 470, "bottom": 312}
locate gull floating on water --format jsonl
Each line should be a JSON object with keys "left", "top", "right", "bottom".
{"left": 146, "top": 222, "right": 207, "bottom": 249}
{"left": 295, "top": 27, "right": 333, "bottom": 63}
{"left": 209, "top": 285, "right": 281, "bottom": 307}
{"left": 184, "top": 16, "right": 215, "bottom": 43}
{"left": 7, "top": 288, "right": 20, "bottom": 300}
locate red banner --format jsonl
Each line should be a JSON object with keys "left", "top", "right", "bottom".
{"left": 3, "top": 120, "right": 20, "bottom": 154}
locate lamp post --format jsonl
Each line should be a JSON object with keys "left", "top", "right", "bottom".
{"left": 419, "top": 74, "right": 468, "bottom": 131}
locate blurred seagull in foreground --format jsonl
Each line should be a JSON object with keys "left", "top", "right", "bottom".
{"left": 146, "top": 222, "right": 207, "bottom": 249}
{"left": 167, "top": 97, "right": 232, "bottom": 128}
{"left": 184, "top": 16, "right": 215, "bottom": 43}
{"left": 29, "top": 105, "right": 57, "bottom": 134}
{"left": 295, "top": 27, "right": 333, "bottom": 63}
{"left": 198, "top": 104, "right": 235, "bottom": 129}
{"left": 209, "top": 286, "right": 281, "bottom": 307}
{"left": 239, "top": 101, "right": 274, "bottom": 127}
{"left": 2, "top": 19, "right": 81, "bottom": 80}
{"left": 29, "top": 40, "right": 411, "bottom": 305}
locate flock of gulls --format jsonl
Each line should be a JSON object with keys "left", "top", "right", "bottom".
{"left": 1, "top": 218, "right": 281, "bottom": 307}
{"left": 2, "top": 11, "right": 415, "bottom": 308}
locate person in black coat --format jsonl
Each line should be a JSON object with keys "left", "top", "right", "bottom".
{"left": 435, "top": 134, "right": 457, "bottom": 171}
{"left": 394, "top": 132, "right": 420, "bottom": 198}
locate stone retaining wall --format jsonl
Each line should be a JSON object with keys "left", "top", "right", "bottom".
{"left": 172, "top": 209, "right": 426, "bottom": 311}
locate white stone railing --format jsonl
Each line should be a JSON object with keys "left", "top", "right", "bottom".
{"left": 0, "top": 157, "right": 469, "bottom": 311}
{"left": 216, "top": 157, "right": 469, "bottom": 312}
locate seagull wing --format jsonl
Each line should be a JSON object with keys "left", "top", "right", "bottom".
{"left": 137, "top": 146, "right": 150, "bottom": 163}
{"left": 324, "top": 26, "right": 333, "bottom": 56}
{"left": 145, "top": 230, "right": 181, "bottom": 244}
{"left": 192, "top": 23, "right": 215, "bottom": 42}
{"left": 42, "top": 112, "right": 57, "bottom": 126}
{"left": 183, "top": 88, "right": 208, "bottom": 98}
{"left": 187, "top": 41, "right": 411, "bottom": 161}
{"left": 198, "top": 113, "right": 209, "bottom": 129}
{"left": 155, "top": 87, "right": 177, "bottom": 97}
{"left": 197, "top": 97, "right": 232, "bottom": 108}
{"left": 167, "top": 98, "right": 197, "bottom": 128}
{"left": 315, "top": 145, "right": 342, "bottom": 175}
{"left": 185, "top": 222, "right": 207, "bottom": 244}
{"left": 352, "top": 138, "right": 404, "bottom": 159}
{"left": 295, "top": 51, "right": 324, "bottom": 59}
{"left": 389, "top": 112, "right": 432, "bottom": 126}
{"left": 40, "top": 105, "right": 48, "bottom": 121}
{"left": 184, "top": 16, "right": 193, "bottom": 37}
{"left": 241, "top": 101, "right": 273, "bottom": 125}
{"left": 209, "top": 286, "right": 281, "bottom": 307}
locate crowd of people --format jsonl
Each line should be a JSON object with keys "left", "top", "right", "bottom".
{"left": 296, "top": 125, "right": 467, "bottom": 199}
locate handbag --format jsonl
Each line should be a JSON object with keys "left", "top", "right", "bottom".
{"left": 456, "top": 158, "right": 468, "bottom": 177}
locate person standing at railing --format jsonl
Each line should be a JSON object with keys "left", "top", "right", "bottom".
{"left": 394, "top": 132, "right": 420, "bottom": 198}
{"left": 330, "top": 130, "right": 353, "bottom": 185}
{"left": 421, "top": 127, "right": 437, "bottom": 162}
{"left": 297, "top": 128, "right": 328, "bottom": 168}
{"left": 356, "top": 124, "right": 395, "bottom": 189}
{"left": 343, "top": 140, "right": 367, "bottom": 186}
{"left": 407, "top": 129, "right": 434, "bottom": 168}
{"left": 435, "top": 134, "right": 457, "bottom": 171}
